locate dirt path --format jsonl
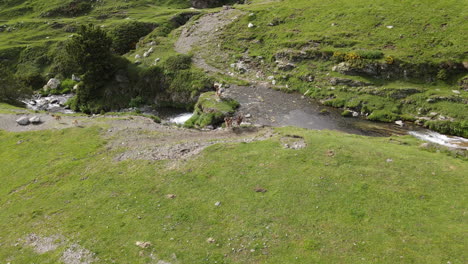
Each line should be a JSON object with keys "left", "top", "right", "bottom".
{"left": 175, "top": 8, "right": 241, "bottom": 69}
{"left": 0, "top": 113, "right": 274, "bottom": 161}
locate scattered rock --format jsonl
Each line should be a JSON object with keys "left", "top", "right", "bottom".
{"left": 281, "top": 135, "right": 306, "bottom": 149}
{"left": 248, "top": 23, "right": 254, "bottom": 28}
{"left": 23, "top": 234, "right": 65, "bottom": 254}
{"left": 29, "top": 116, "right": 42, "bottom": 124}
{"left": 166, "top": 194, "right": 177, "bottom": 199}
{"left": 135, "top": 241, "right": 152, "bottom": 248}
{"left": 386, "top": 158, "right": 393, "bottom": 163}
{"left": 207, "top": 237, "right": 216, "bottom": 243}
{"left": 254, "top": 187, "right": 267, "bottom": 193}
{"left": 62, "top": 244, "right": 97, "bottom": 264}
{"left": 214, "top": 201, "right": 221, "bottom": 206}
{"left": 395, "top": 120, "right": 404, "bottom": 127}
{"left": 326, "top": 150, "right": 335, "bottom": 157}
{"left": 452, "top": 90, "right": 460, "bottom": 94}
{"left": 71, "top": 74, "right": 81, "bottom": 82}
{"left": 16, "top": 116, "right": 30, "bottom": 126}
{"left": 135, "top": 54, "right": 141, "bottom": 59}
{"left": 277, "top": 62, "right": 296, "bottom": 71}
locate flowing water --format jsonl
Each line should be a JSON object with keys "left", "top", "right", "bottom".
{"left": 23, "top": 91, "right": 467, "bottom": 150}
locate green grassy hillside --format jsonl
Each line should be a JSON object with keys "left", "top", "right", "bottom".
{"left": 0, "top": 123, "right": 466, "bottom": 263}
{"left": 209, "top": 0, "right": 468, "bottom": 135}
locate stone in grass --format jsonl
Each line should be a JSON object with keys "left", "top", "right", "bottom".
{"left": 207, "top": 237, "right": 216, "bottom": 243}
{"left": 135, "top": 241, "right": 152, "bottom": 248}
{"left": 214, "top": 201, "right": 221, "bottom": 206}
{"left": 16, "top": 116, "right": 30, "bottom": 126}
{"left": 166, "top": 194, "right": 177, "bottom": 199}
{"left": 254, "top": 187, "right": 267, "bottom": 193}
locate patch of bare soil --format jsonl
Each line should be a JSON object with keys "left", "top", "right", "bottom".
{"left": 62, "top": 244, "right": 97, "bottom": 264}
{"left": 105, "top": 116, "right": 275, "bottom": 161}
{"left": 175, "top": 8, "right": 243, "bottom": 73}
{"left": 22, "top": 233, "right": 65, "bottom": 254}
{"left": 21, "top": 234, "right": 97, "bottom": 264}
{"left": 280, "top": 135, "right": 307, "bottom": 150}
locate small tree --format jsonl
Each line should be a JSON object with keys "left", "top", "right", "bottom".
{"left": 0, "top": 65, "right": 32, "bottom": 105}
{"left": 66, "top": 24, "right": 115, "bottom": 109}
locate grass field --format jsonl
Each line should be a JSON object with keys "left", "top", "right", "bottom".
{"left": 0, "top": 123, "right": 466, "bottom": 263}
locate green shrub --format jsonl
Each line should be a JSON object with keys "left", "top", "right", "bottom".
{"left": 60, "top": 79, "right": 76, "bottom": 93}
{"left": 129, "top": 96, "right": 145, "bottom": 108}
{"left": 436, "top": 69, "right": 448, "bottom": 80}
{"left": 109, "top": 21, "right": 155, "bottom": 55}
{"left": 341, "top": 110, "right": 353, "bottom": 117}
{"left": 323, "top": 98, "right": 346, "bottom": 108}
{"left": 164, "top": 54, "right": 192, "bottom": 72}
{"left": 0, "top": 65, "right": 32, "bottom": 105}
{"left": 425, "top": 120, "right": 468, "bottom": 138}
{"left": 367, "top": 110, "right": 399, "bottom": 122}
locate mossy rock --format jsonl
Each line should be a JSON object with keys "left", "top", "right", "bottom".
{"left": 184, "top": 92, "right": 239, "bottom": 128}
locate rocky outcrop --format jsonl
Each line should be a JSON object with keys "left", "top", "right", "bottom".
{"left": 332, "top": 61, "right": 466, "bottom": 82}
{"left": 275, "top": 48, "right": 332, "bottom": 63}
{"left": 329, "top": 77, "right": 373, "bottom": 87}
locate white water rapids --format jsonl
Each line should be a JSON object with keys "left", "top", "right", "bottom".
{"left": 409, "top": 130, "right": 468, "bottom": 150}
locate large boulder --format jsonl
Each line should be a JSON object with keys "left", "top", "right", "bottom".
{"left": 184, "top": 92, "right": 239, "bottom": 128}
{"left": 29, "top": 116, "right": 42, "bottom": 124}
{"left": 16, "top": 116, "right": 30, "bottom": 126}
{"left": 43, "top": 78, "right": 61, "bottom": 91}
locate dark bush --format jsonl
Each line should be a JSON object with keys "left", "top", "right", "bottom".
{"left": 0, "top": 65, "right": 32, "bottom": 105}
{"left": 164, "top": 54, "right": 192, "bottom": 72}
{"left": 109, "top": 21, "right": 155, "bottom": 55}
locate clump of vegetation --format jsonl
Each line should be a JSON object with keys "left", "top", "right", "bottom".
{"left": 0, "top": 65, "right": 32, "bottom": 105}
{"left": 109, "top": 21, "right": 155, "bottom": 55}
{"left": 425, "top": 120, "right": 468, "bottom": 138}
{"left": 66, "top": 24, "right": 117, "bottom": 113}
{"left": 368, "top": 109, "right": 399, "bottom": 122}
{"left": 185, "top": 92, "right": 239, "bottom": 128}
